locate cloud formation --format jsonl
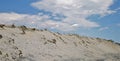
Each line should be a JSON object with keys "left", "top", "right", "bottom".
{"left": 0, "top": 12, "right": 79, "bottom": 31}
{"left": 31, "top": 0, "right": 114, "bottom": 30}
{"left": 99, "top": 27, "right": 109, "bottom": 31}
{"left": 0, "top": 0, "right": 115, "bottom": 31}
{"left": 0, "top": 12, "right": 50, "bottom": 28}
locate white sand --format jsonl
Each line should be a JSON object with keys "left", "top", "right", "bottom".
{"left": 0, "top": 26, "right": 120, "bottom": 61}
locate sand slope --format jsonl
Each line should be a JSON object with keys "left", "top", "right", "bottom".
{"left": 0, "top": 25, "right": 120, "bottom": 61}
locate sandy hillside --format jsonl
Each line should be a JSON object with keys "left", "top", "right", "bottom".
{"left": 0, "top": 25, "right": 120, "bottom": 61}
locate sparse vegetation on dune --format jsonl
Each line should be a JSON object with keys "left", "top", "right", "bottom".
{"left": 0, "top": 24, "right": 5, "bottom": 29}
{"left": 0, "top": 24, "right": 120, "bottom": 61}
{"left": 20, "top": 25, "right": 27, "bottom": 34}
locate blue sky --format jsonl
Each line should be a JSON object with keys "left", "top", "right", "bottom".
{"left": 0, "top": 0, "right": 120, "bottom": 42}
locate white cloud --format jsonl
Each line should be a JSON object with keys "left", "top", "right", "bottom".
{"left": 56, "top": 0, "right": 74, "bottom": 5}
{"left": 0, "top": 12, "right": 80, "bottom": 31}
{"left": 0, "top": 0, "right": 115, "bottom": 31}
{"left": 31, "top": 0, "right": 115, "bottom": 31}
{"left": 99, "top": 27, "right": 109, "bottom": 31}
{"left": 41, "top": 20, "right": 77, "bottom": 31}
{"left": 0, "top": 12, "right": 51, "bottom": 28}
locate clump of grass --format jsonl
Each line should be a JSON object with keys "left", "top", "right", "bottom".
{"left": 18, "top": 50, "right": 23, "bottom": 57}
{"left": 59, "top": 37, "right": 67, "bottom": 44}
{"left": 31, "top": 28, "right": 36, "bottom": 31}
{"left": 73, "top": 42, "right": 77, "bottom": 47}
{"left": 52, "top": 33, "right": 67, "bottom": 44}
{"left": 0, "top": 24, "right": 5, "bottom": 29}
{"left": 107, "top": 39, "right": 114, "bottom": 43}
{"left": 57, "top": 32, "right": 61, "bottom": 35}
{"left": 82, "top": 40, "right": 85, "bottom": 44}
{"left": 9, "top": 38, "right": 15, "bottom": 44}
{"left": 11, "top": 24, "right": 16, "bottom": 28}
{"left": 115, "top": 42, "right": 120, "bottom": 46}
{"left": 5, "top": 53, "right": 9, "bottom": 57}
{"left": 47, "top": 39, "right": 57, "bottom": 44}
{"left": 0, "top": 34, "right": 3, "bottom": 39}
{"left": 52, "top": 39, "right": 56, "bottom": 44}
{"left": 20, "top": 25, "right": 27, "bottom": 34}
{"left": 44, "top": 42, "right": 47, "bottom": 45}
{"left": 68, "top": 34, "right": 80, "bottom": 37}
{"left": 44, "top": 28, "right": 48, "bottom": 31}
{"left": 96, "top": 37, "right": 101, "bottom": 40}
{"left": 0, "top": 51, "right": 2, "bottom": 55}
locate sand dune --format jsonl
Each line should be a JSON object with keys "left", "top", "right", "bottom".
{"left": 0, "top": 25, "right": 120, "bottom": 61}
